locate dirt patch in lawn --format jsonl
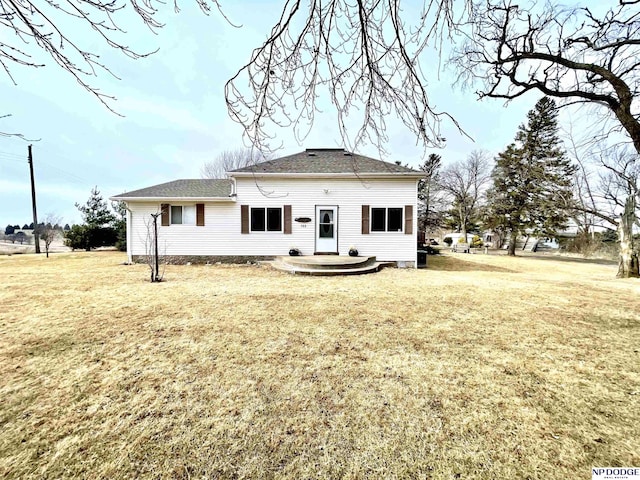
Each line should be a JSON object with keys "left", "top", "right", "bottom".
{"left": 0, "top": 251, "right": 638, "bottom": 479}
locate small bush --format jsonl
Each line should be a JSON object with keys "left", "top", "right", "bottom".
{"left": 65, "top": 225, "right": 91, "bottom": 251}
{"left": 114, "top": 220, "right": 127, "bottom": 252}
{"left": 471, "top": 235, "right": 483, "bottom": 248}
{"left": 65, "top": 225, "right": 117, "bottom": 251}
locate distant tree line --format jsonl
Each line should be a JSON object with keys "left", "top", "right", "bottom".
{"left": 4, "top": 223, "right": 70, "bottom": 235}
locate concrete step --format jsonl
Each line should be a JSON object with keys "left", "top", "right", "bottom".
{"left": 267, "top": 255, "right": 392, "bottom": 276}
{"left": 281, "top": 255, "right": 377, "bottom": 270}
{"left": 270, "top": 259, "right": 386, "bottom": 276}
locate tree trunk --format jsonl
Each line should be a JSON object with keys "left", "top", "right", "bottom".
{"left": 617, "top": 196, "right": 639, "bottom": 278}
{"left": 461, "top": 214, "right": 468, "bottom": 243}
{"left": 508, "top": 231, "right": 518, "bottom": 256}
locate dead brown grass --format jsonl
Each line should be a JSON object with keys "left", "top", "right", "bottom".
{"left": 0, "top": 251, "right": 638, "bottom": 479}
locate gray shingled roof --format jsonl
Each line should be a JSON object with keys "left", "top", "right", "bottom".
{"left": 112, "top": 179, "right": 232, "bottom": 199}
{"left": 230, "top": 148, "right": 420, "bottom": 175}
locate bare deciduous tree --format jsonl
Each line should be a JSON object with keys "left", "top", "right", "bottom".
{"left": 439, "top": 150, "right": 491, "bottom": 242}
{"left": 38, "top": 213, "right": 63, "bottom": 258}
{"left": 562, "top": 123, "right": 602, "bottom": 245}
{"left": 595, "top": 147, "right": 640, "bottom": 277}
{"left": 144, "top": 211, "right": 165, "bottom": 283}
{"left": 563, "top": 123, "right": 639, "bottom": 275}
{"left": 200, "top": 148, "right": 270, "bottom": 179}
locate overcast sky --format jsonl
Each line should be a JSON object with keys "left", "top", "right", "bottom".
{"left": 0, "top": 0, "right": 543, "bottom": 227}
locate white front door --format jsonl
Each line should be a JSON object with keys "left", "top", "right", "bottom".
{"left": 315, "top": 205, "right": 338, "bottom": 253}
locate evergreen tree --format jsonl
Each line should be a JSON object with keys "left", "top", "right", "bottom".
{"left": 486, "top": 97, "right": 576, "bottom": 255}
{"left": 66, "top": 187, "right": 117, "bottom": 250}
{"left": 76, "top": 186, "right": 115, "bottom": 227}
{"left": 111, "top": 201, "right": 127, "bottom": 252}
{"left": 418, "top": 153, "right": 444, "bottom": 234}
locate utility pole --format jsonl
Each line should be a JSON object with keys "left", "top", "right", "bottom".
{"left": 28, "top": 144, "right": 41, "bottom": 254}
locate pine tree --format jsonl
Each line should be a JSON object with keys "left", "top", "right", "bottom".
{"left": 76, "top": 187, "right": 115, "bottom": 227}
{"left": 418, "top": 153, "right": 443, "bottom": 234}
{"left": 111, "top": 201, "right": 127, "bottom": 252}
{"left": 486, "top": 97, "right": 576, "bottom": 255}
{"left": 66, "top": 187, "right": 117, "bottom": 250}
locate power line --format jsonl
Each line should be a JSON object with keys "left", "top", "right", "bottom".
{"left": 0, "top": 151, "right": 91, "bottom": 185}
{"left": 37, "top": 159, "right": 91, "bottom": 185}
{"left": 0, "top": 149, "right": 25, "bottom": 159}
{"left": 0, "top": 153, "right": 25, "bottom": 162}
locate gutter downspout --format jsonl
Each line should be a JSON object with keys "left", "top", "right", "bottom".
{"left": 415, "top": 178, "right": 419, "bottom": 268}
{"left": 125, "top": 203, "right": 133, "bottom": 264}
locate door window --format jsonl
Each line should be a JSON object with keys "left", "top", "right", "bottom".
{"left": 319, "top": 210, "right": 334, "bottom": 238}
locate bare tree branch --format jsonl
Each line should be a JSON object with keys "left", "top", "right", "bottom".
{"left": 439, "top": 149, "right": 491, "bottom": 240}
{"left": 200, "top": 148, "right": 270, "bottom": 179}
{"left": 224, "top": 0, "right": 472, "bottom": 154}
{"left": 452, "top": 0, "right": 640, "bottom": 154}
{"left": 0, "top": 0, "right": 229, "bottom": 112}
{"left": 0, "top": 114, "right": 39, "bottom": 140}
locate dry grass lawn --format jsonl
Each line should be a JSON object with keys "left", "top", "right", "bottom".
{"left": 0, "top": 251, "right": 638, "bottom": 479}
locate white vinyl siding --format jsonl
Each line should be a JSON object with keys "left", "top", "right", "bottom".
{"left": 125, "top": 176, "right": 418, "bottom": 263}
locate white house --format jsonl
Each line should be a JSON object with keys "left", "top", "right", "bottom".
{"left": 111, "top": 148, "right": 423, "bottom": 267}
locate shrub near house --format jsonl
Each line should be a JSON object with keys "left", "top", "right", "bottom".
{"left": 65, "top": 187, "right": 121, "bottom": 251}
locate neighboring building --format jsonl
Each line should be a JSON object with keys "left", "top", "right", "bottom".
{"left": 111, "top": 148, "right": 423, "bottom": 267}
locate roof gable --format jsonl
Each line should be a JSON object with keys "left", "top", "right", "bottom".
{"left": 112, "top": 179, "right": 232, "bottom": 199}
{"left": 230, "top": 148, "right": 420, "bottom": 175}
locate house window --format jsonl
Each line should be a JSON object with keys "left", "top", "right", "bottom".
{"left": 388, "top": 208, "right": 403, "bottom": 231}
{"left": 251, "top": 207, "right": 282, "bottom": 232}
{"left": 170, "top": 205, "right": 196, "bottom": 225}
{"left": 371, "top": 207, "right": 403, "bottom": 232}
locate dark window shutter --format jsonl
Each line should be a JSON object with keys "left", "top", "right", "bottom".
{"left": 196, "top": 203, "right": 205, "bottom": 226}
{"left": 241, "top": 205, "right": 249, "bottom": 234}
{"left": 362, "top": 205, "right": 370, "bottom": 234}
{"left": 405, "top": 205, "right": 413, "bottom": 235}
{"left": 284, "top": 205, "right": 292, "bottom": 234}
{"left": 161, "top": 204, "right": 169, "bottom": 226}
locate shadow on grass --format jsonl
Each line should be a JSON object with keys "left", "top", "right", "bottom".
{"left": 426, "top": 255, "right": 516, "bottom": 273}
{"left": 516, "top": 252, "right": 618, "bottom": 267}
